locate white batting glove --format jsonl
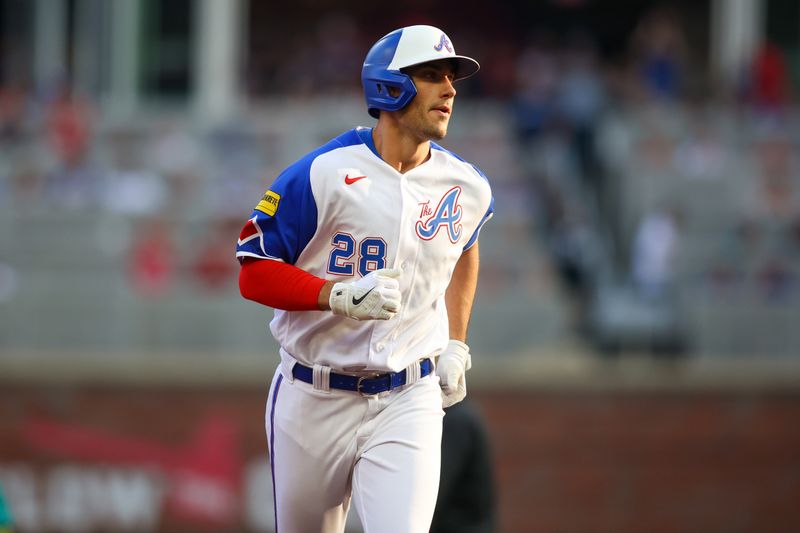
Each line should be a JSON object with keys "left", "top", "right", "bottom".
{"left": 329, "top": 268, "right": 402, "bottom": 321}
{"left": 436, "top": 340, "right": 472, "bottom": 408}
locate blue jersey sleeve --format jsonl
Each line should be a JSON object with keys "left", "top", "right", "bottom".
{"left": 236, "top": 158, "right": 318, "bottom": 265}
{"left": 236, "top": 130, "right": 364, "bottom": 264}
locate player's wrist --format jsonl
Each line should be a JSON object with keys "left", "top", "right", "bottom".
{"left": 447, "top": 339, "right": 469, "bottom": 351}
{"left": 318, "top": 281, "right": 335, "bottom": 311}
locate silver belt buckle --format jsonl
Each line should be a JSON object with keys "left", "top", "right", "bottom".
{"left": 356, "top": 375, "right": 375, "bottom": 397}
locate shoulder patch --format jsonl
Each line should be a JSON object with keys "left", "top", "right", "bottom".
{"left": 255, "top": 190, "right": 281, "bottom": 216}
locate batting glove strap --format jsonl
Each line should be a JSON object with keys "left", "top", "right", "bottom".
{"left": 329, "top": 268, "right": 402, "bottom": 321}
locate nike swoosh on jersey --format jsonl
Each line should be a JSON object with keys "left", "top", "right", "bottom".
{"left": 352, "top": 287, "right": 375, "bottom": 305}
{"left": 344, "top": 174, "right": 368, "bottom": 185}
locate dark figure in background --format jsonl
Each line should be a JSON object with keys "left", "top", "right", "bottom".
{"left": 431, "top": 398, "right": 497, "bottom": 533}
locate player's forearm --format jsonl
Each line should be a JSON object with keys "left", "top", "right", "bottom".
{"left": 444, "top": 242, "right": 480, "bottom": 342}
{"left": 239, "top": 258, "right": 329, "bottom": 311}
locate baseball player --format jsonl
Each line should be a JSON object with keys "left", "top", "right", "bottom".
{"left": 237, "top": 25, "right": 494, "bottom": 533}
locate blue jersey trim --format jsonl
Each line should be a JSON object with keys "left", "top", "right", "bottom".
{"left": 237, "top": 129, "right": 364, "bottom": 264}
{"left": 464, "top": 197, "right": 494, "bottom": 250}
{"left": 430, "top": 141, "right": 467, "bottom": 161}
{"left": 269, "top": 373, "right": 283, "bottom": 533}
{"left": 356, "top": 127, "right": 380, "bottom": 159}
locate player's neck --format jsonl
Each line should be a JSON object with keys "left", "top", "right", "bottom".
{"left": 372, "top": 121, "right": 430, "bottom": 174}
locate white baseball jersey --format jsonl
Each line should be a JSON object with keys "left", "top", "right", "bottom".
{"left": 236, "top": 126, "right": 494, "bottom": 372}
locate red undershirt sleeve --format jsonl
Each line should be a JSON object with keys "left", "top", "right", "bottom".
{"left": 239, "top": 258, "right": 327, "bottom": 311}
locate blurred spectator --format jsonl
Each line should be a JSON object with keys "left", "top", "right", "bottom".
{"left": 104, "top": 129, "right": 169, "bottom": 216}
{"left": 635, "top": 107, "right": 679, "bottom": 173}
{"left": 44, "top": 159, "right": 105, "bottom": 210}
{"left": 630, "top": 207, "right": 681, "bottom": 301}
{"left": 128, "top": 218, "right": 176, "bottom": 297}
{"left": 0, "top": 83, "right": 29, "bottom": 142}
{"left": 545, "top": 188, "right": 601, "bottom": 334}
{"left": 629, "top": 5, "right": 688, "bottom": 101}
{"left": 556, "top": 30, "right": 607, "bottom": 195}
{"left": 45, "top": 84, "right": 93, "bottom": 167}
{"left": 745, "top": 41, "right": 793, "bottom": 116}
{"left": 42, "top": 85, "right": 102, "bottom": 209}
{"left": 748, "top": 132, "right": 799, "bottom": 225}
{"left": 191, "top": 218, "right": 239, "bottom": 291}
{"left": 709, "top": 131, "right": 800, "bottom": 302}
{"left": 672, "top": 114, "right": 727, "bottom": 181}
{"left": 743, "top": 133, "right": 800, "bottom": 300}
{"left": 510, "top": 30, "right": 559, "bottom": 144}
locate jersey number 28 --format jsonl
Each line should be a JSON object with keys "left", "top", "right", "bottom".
{"left": 327, "top": 232, "right": 386, "bottom": 277}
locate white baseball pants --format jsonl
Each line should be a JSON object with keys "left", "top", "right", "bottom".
{"left": 265, "top": 365, "right": 444, "bottom": 533}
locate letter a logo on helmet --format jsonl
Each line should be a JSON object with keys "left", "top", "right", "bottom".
{"left": 433, "top": 34, "right": 453, "bottom": 53}
{"left": 361, "top": 25, "right": 480, "bottom": 118}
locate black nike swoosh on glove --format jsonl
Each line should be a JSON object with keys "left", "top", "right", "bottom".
{"left": 352, "top": 287, "right": 375, "bottom": 306}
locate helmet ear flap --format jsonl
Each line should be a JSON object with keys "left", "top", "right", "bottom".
{"left": 363, "top": 69, "right": 417, "bottom": 119}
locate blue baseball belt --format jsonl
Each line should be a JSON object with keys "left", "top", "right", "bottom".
{"left": 292, "top": 358, "right": 434, "bottom": 396}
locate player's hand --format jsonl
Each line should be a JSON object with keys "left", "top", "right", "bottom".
{"left": 436, "top": 339, "right": 472, "bottom": 408}
{"left": 329, "top": 268, "right": 402, "bottom": 321}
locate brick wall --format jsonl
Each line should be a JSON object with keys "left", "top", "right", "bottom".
{"left": 478, "top": 390, "right": 800, "bottom": 533}
{"left": 1, "top": 385, "right": 799, "bottom": 532}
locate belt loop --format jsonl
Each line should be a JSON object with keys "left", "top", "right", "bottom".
{"left": 312, "top": 364, "right": 331, "bottom": 393}
{"left": 280, "top": 355, "right": 296, "bottom": 383}
{"left": 405, "top": 360, "right": 422, "bottom": 386}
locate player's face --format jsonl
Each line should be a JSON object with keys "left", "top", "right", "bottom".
{"left": 398, "top": 61, "right": 457, "bottom": 141}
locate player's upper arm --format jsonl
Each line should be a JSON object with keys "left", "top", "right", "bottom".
{"left": 236, "top": 158, "right": 319, "bottom": 265}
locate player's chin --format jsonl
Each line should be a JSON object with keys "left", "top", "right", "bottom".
{"left": 424, "top": 123, "right": 448, "bottom": 141}
{"left": 424, "top": 113, "right": 449, "bottom": 138}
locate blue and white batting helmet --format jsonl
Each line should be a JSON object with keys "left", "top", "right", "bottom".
{"left": 362, "top": 25, "right": 480, "bottom": 118}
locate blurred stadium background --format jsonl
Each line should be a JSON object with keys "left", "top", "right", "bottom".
{"left": 1, "top": 0, "right": 800, "bottom": 531}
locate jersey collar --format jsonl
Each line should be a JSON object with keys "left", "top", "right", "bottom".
{"left": 356, "top": 127, "right": 381, "bottom": 159}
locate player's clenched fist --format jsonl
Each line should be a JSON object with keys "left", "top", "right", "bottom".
{"left": 329, "top": 268, "right": 402, "bottom": 320}
{"left": 436, "top": 339, "right": 472, "bottom": 408}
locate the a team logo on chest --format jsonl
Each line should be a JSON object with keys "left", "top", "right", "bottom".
{"left": 415, "top": 186, "right": 463, "bottom": 243}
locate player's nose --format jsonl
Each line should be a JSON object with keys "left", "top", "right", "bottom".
{"left": 440, "top": 77, "right": 456, "bottom": 98}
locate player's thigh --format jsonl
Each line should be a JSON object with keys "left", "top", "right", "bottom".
{"left": 266, "top": 369, "right": 363, "bottom": 532}
{"left": 352, "top": 376, "right": 444, "bottom": 533}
